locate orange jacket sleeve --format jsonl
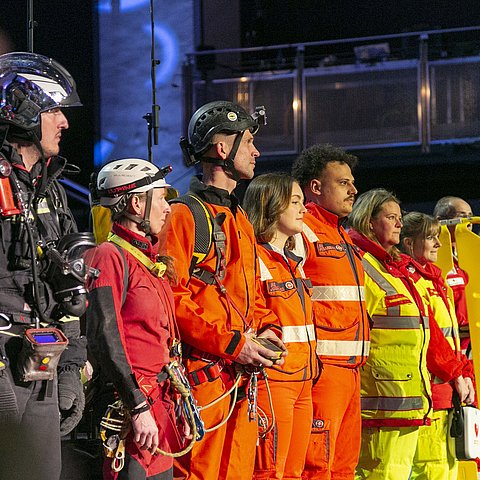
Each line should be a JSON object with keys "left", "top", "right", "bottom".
{"left": 158, "top": 203, "right": 247, "bottom": 361}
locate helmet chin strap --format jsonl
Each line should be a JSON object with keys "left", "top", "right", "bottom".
{"left": 222, "top": 131, "right": 244, "bottom": 182}
{"left": 199, "top": 131, "right": 245, "bottom": 182}
{"left": 123, "top": 189, "right": 154, "bottom": 236}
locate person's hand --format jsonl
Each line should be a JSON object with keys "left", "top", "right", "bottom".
{"left": 454, "top": 375, "right": 470, "bottom": 403}
{"left": 58, "top": 368, "right": 85, "bottom": 436}
{"left": 131, "top": 405, "right": 158, "bottom": 454}
{"left": 235, "top": 330, "right": 287, "bottom": 368}
{"left": 258, "top": 329, "right": 287, "bottom": 366}
{"left": 464, "top": 376, "right": 476, "bottom": 405}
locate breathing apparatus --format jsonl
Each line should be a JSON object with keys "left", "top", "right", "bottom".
{"left": 43, "top": 232, "right": 100, "bottom": 318}
{"left": 180, "top": 101, "right": 266, "bottom": 181}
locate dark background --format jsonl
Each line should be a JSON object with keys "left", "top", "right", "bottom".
{"left": 238, "top": 0, "right": 480, "bottom": 212}
{"left": 241, "top": 0, "right": 480, "bottom": 46}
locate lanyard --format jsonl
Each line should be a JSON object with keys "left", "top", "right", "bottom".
{"left": 107, "top": 232, "right": 166, "bottom": 277}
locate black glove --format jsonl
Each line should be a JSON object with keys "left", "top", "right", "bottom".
{"left": 58, "top": 368, "right": 85, "bottom": 436}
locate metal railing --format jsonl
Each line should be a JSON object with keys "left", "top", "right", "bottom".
{"left": 183, "top": 26, "right": 480, "bottom": 155}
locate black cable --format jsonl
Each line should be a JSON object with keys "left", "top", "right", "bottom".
{"left": 143, "top": 0, "right": 160, "bottom": 162}
{"left": 27, "top": 0, "right": 37, "bottom": 53}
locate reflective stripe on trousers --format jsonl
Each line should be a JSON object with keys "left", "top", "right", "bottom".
{"left": 361, "top": 395, "right": 424, "bottom": 411}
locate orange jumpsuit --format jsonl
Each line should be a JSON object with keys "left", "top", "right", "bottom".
{"left": 158, "top": 178, "right": 277, "bottom": 480}
{"left": 254, "top": 243, "right": 317, "bottom": 479}
{"left": 295, "top": 204, "right": 370, "bottom": 480}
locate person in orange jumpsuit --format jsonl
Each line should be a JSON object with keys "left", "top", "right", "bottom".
{"left": 243, "top": 173, "right": 318, "bottom": 479}
{"left": 158, "top": 101, "right": 286, "bottom": 480}
{"left": 291, "top": 144, "right": 370, "bottom": 480}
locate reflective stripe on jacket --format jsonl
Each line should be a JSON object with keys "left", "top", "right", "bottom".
{"left": 294, "top": 204, "right": 369, "bottom": 368}
{"left": 357, "top": 247, "right": 432, "bottom": 425}
{"left": 257, "top": 244, "right": 317, "bottom": 382}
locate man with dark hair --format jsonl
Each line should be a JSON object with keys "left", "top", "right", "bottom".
{"left": 292, "top": 144, "right": 370, "bottom": 480}
{"left": 0, "top": 52, "right": 89, "bottom": 480}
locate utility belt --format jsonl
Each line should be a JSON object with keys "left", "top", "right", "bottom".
{"left": 184, "top": 347, "right": 234, "bottom": 387}
{"left": 0, "top": 311, "right": 39, "bottom": 331}
{"left": 136, "top": 363, "right": 205, "bottom": 442}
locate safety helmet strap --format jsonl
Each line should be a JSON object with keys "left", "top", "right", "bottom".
{"left": 122, "top": 189, "right": 154, "bottom": 236}
{"left": 199, "top": 130, "right": 244, "bottom": 182}
{"left": 223, "top": 130, "right": 244, "bottom": 182}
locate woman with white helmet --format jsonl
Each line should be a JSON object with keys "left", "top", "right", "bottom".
{"left": 85, "top": 158, "right": 180, "bottom": 480}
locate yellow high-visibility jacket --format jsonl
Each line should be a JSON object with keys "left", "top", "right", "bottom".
{"left": 349, "top": 230, "right": 432, "bottom": 427}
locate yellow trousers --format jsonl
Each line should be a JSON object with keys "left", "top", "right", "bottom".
{"left": 411, "top": 409, "right": 457, "bottom": 480}
{"left": 355, "top": 426, "right": 419, "bottom": 480}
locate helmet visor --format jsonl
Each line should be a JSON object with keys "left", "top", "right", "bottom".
{"left": 0, "top": 52, "right": 82, "bottom": 112}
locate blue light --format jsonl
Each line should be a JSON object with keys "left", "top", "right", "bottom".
{"left": 144, "top": 23, "right": 179, "bottom": 86}
{"left": 94, "top": 134, "right": 117, "bottom": 167}
{"left": 98, "top": 0, "right": 149, "bottom": 12}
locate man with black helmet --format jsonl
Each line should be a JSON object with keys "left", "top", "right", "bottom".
{"left": 158, "top": 101, "right": 285, "bottom": 479}
{"left": 0, "top": 52, "right": 88, "bottom": 480}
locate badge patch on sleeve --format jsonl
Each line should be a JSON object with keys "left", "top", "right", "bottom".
{"left": 385, "top": 294, "right": 411, "bottom": 307}
{"left": 312, "top": 418, "right": 325, "bottom": 432}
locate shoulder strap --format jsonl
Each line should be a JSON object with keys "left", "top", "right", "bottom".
{"left": 171, "top": 194, "right": 226, "bottom": 279}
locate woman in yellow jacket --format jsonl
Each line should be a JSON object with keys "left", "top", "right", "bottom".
{"left": 244, "top": 173, "right": 318, "bottom": 479}
{"left": 348, "top": 189, "right": 461, "bottom": 480}
{"left": 399, "top": 211, "right": 475, "bottom": 480}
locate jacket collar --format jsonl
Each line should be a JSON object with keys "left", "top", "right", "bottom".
{"left": 112, "top": 222, "right": 157, "bottom": 261}
{"left": 189, "top": 175, "right": 239, "bottom": 211}
{"left": 348, "top": 228, "right": 393, "bottom": 263}
{"left": 262, "top": 242, "right": 303, "bottom": 269}
{"left": 305, "top": 202, "right": 345, "bottom": 228}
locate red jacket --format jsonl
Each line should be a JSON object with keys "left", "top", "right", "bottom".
{"left": 296, "top": 204, "right": 369, "bottom": 368}
{"left": 86, "top": 223, "right": 177, "bottom": 408}
{"left": 85, "top": 223, "right": 179, "bottom": 475}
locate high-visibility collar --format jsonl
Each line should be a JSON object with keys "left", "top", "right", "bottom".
{"left": 107, "top": 232, "right": 166, "bottom": 278}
